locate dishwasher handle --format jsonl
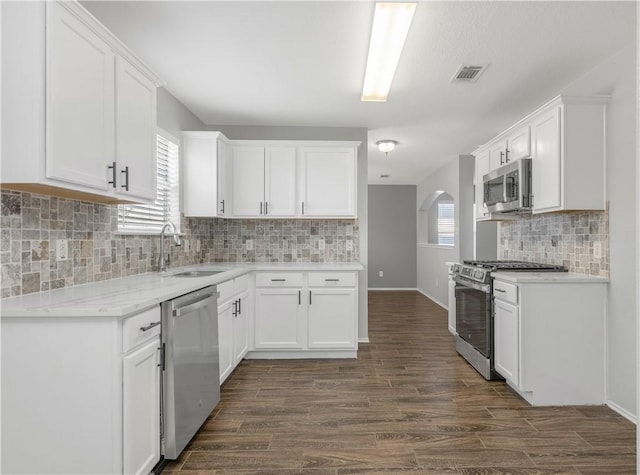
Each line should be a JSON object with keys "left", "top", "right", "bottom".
{"left": 172, "top": 292, "right": 218, "bottom": 317}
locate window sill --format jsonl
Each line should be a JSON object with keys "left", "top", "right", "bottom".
{"left": 417, "top": 243, "right": 456, "bottom": 249}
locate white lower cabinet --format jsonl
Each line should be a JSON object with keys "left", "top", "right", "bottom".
{"left": 255, "top": 287, "right": 306, "bottom": 349}
{"left": 217, "top": 274, "right": 251, "bottom": 384}
{"left": 252, "top": 271, "right": 358, "bottom": 357}
{"left": 493, "top": 298, "right": 519, "bottom": 387}
{"left": 122, "top": 337, "right": 161, "bottom": 475}
{"left": 492, "top": 276, "right": 606, "bottom": 406}
{"left": 1, "top": 305, "right": 162, "bottom": 474}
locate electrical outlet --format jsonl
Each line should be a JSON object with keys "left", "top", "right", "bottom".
{"left": 56, "top": 240, "right": 68, "bottom": 261}
{"left": 346, "top": 240, "right": 353, "bottom": 251}
{"left": 378, "top": 270, "right": 383, "bottom": 277}
{"left": 246, "top": 239, "right": 254, "bottom": 250}
{"left": 196, "top": 240, "right": 201, "bottom": 252}
{"left": 318, "top": 239, "right": 325, "bottom": 250}
{"left": 593, "top": 242, "right": 602, "bottom": 258}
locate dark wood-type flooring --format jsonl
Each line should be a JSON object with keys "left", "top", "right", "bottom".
{"left": 164, "top": 290, "right": 636, "bottom": 474}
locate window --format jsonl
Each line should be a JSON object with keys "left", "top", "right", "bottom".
{"left": 437, "top": 202, "right": 455, "bottom": 246}
{"left": 117, "top": 133, "right": 180, "bottom": 233}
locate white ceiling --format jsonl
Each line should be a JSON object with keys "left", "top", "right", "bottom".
{"left": 83, "top": 1, "right": 636, "bottom": 185}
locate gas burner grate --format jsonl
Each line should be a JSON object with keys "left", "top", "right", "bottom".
{"left": 463, "top": 260, "right": 566, "bottom": 272}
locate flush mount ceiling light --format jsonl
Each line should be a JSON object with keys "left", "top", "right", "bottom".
{"left": 361, "top": 2, "right": 417, "bottom": 102}
{"left": 376, "top": 140, "right": 398, "bottom": 155}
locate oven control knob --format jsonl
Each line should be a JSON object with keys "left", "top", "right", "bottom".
{"left": 474, "top": 269, "right": 484, "bottom": 279}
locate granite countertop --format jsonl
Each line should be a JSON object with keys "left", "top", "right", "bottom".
{"left": 0, "top": 262, "right": 364, "bottom": 318}
{"left": 492, "top": 271, "right": 609, "bottom": 284}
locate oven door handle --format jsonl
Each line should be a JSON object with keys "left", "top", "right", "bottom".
{"left": 453, "top": 276, "right": 490, "bottom": 293}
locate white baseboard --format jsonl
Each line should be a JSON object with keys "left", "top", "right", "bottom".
{"left": 416, "top": 288, "right": 448, "bottom": 310}
{"left": 607, "top": 399, "right": 637, "bottom": 424}
{"left": 368, "top": 287, "right": 419, "bottom": 291}
{"left": 358, "top": 337, "right": 370, "bottom": 343}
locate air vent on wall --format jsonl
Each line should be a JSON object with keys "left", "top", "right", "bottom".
{"left": 450, "top": 64, "right": 486, "bottom": 83}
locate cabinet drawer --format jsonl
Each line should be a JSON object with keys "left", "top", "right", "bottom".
{"left": 235, "top": 274, "right": 249, "bottom": 293}
{"left": 493, "top": 280, "right": 517, "bottom": 305}
{"left": 218, "top": 279, "right": 235, "bottom": 303}
{"left": 255, "top": 272, "right": 303, "bottom": 287}
{"left": 122, "top": 306, "right": 161, "bottom": 353}
{"left": 308, "top": 272, "right": 356, "bottom": 287}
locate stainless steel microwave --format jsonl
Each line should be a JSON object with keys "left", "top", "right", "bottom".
{"left": 482, "top": 158, "right": 532, "bottom": 214}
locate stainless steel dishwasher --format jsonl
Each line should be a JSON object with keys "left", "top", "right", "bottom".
{"left": 161, "top": 285, "right": 220, "bottom": 459}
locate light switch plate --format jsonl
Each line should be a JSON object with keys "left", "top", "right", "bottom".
{"left": 379, "top": 270, "right": 383, "bottom": 277}
{"left": 318, "top": 239, "right": 325, "bottom": 250}
{"left": 56, "top": 240, "right": 68, "bottom": 261}
{"left": 593, "top": 242, "right": 602, "bottom": 258}
{"left": 246, "top": 239, "right": 254, "bottom": 250}
{"left": 346, "top": 240, "right": 353, "bottom": 251}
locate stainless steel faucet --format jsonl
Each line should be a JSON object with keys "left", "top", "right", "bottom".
{"left": 159, "top": 222, "right": 181, "bottom": 273}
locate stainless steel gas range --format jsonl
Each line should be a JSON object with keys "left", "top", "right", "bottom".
{"left": 452, "top": 260, "right": 566, "bottom": 380}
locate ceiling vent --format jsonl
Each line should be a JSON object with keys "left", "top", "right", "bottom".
{"left": 451, "top": 64, "right": 486, "bottom": 83}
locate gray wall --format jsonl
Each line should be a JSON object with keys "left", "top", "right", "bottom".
{"left": 416, "top": 156, "right": 475, "bottom": 307}
{"left": 368, "top": 185, "right": 416, "bottom": 288}
{"left": 207, "top": 125, "right": 370, "bottom": 342}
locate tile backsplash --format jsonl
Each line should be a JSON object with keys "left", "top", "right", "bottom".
{"left": 0, "top": 190, "right": 359, "bottom": 297}
{"left": 498, "top": 210, "right": 609, "bottom": 276}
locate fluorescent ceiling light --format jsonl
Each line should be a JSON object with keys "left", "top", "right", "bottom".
{"left": 361, "top": 2, "right": 417, "bottom": 102}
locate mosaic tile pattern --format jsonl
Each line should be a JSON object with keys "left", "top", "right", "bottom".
{"left": 498, "top": 210, "right": 609, "bottom": 276}
{"left": 0, "top": 190, "right": 359, "bottom": 297}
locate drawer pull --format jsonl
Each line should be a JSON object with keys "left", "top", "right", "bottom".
{"left": 140, "top": 321, "right": 160, "bottom": 332}
{"left": 494, "top": 288, "right": 506, "bottom": 293}
{"left": 325, "top": 279, "right": 340, "bottom": 282}
{"left": 271, "top": 278, "right": 286, "bottom": 282}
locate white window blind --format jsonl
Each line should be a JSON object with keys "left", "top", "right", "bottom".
{"left": 437, "top": 202, "right": 454, "bottom": 246}
{"left": 117, "top": 134, "right": 180, "bottom": 233}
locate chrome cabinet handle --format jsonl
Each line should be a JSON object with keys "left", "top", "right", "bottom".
{"left": 238, "top": 298, "right": 241, "bottom": 315}
{"left": 301, "top": 202, "right": 305, "bottom": 215}
{"left": 140, "top": 321, "right": 160, "bottom": 332}
{"left": 271, "top": 278, "right": 286, "bottom": 282}
{"left": 298, "top": 290, "right": 301, "bottom": 305}
{"left": 121, "top": 166, "right": 129, "bottom": 191}
{"left": 505, "top": 148, "right": 510, "bottom": 162}
{"left": 309, "top": 290, "right": 312, "bottom": 305}
{"left": 220, "top": 200, "right": 225, "bottom": 214}
{"left": 107, "top": 162, "right": 116, "bottom": 188}
{"left": 232, "top": 300, "right": 238, "bottom": 317}
{"left": 265, "top": 202, "right": 268, "bottom": 215}
{"left": 325, "top": 279, "right": 339, "bottom": 282}
{"left": 494, "top": 288, "right": 506, "bottom": 293}
{"left": 260, "top": 202, "right": 263, "bottom": 215}
{"left": 500, "top": 151, "right": 505, "bottom": 165}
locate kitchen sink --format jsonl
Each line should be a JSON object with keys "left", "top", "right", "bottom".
{"left": 171, "top": 270, "right": 225, "bottom": 278}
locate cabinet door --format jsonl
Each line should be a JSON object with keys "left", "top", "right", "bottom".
{"left": 507, "top": 125, "right": 531, "bottom": 162}
{"left": 232, "top": 146, "right": 265, "bottom": 216}
{"left": 308, "top": 288, "right": 356, "bottom": 349}
{"left": 489, "top": 140, "right": 507, "bottom": 170}
{"left": 123, "top": 338, "right": 161, "bottom": 475}
{"left": 255, "top": 288, "right": 305, "bottom": 349}
{"left": 264, "top": 147, "right": 296, "bottom": 216}
{"left": 531, "top": 106, "right": 562, "bottom": 212}
{"left": 218, "top": 300, "right": 234, "bottom": 384}
{"left": 447, "top": 278, "right": 456, "bottom": 335}
{"left": 47, "top": 2, "right": 114, "bottom": 191}
{"left": 494, "top": 299, "right": 519, "bottom": 387}
{"left": 115, "top": 57, "right": 157, "bottom": 201}
{"left": 475, "top": 150, "right": 490, "bottom": 219}
{"left": 232, "top": 291, "right": 249, "bottom": 363}
{"left": 218, "top": 139, "right": 230, "bottom": 216}
{"left": 300, "top": 147, "right": 356, "bottom": 217}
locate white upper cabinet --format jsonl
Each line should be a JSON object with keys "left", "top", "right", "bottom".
{"left": 46, "top": 2, "right": 115, "bottom": 192}
{"left": 506, "top": 125, "right": 531, "bottom": 162}
{"left": 299, "top": 146, "right": 357, "bottom": 217}
{"left": 226, "top": 141, "right": 359, "bottom": 219}
{"left": 231, "top": 145, "right": 269, "bottom": 217}
{"left": 531, "top": 106, "right": 562, "bottom": 212}
{"left": 114, "top": 57, "right": 158, "bottom": 201}
{"left": 183, "top": 131, "right": 230, "bottom": 217}
{"left": 488, "top": 140, "right": 507, "bottom": 170}
{"left": 530, "top": 96, "right": 607, "bottom": 213}
{"left": 1, "top": 1, "right": 162, "bottom": 204}
{"left": 474, "top": 148, "right": 491, "bottom": 221}
{"left": 265, "top": 147, "right": 297, "bottom": 216}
